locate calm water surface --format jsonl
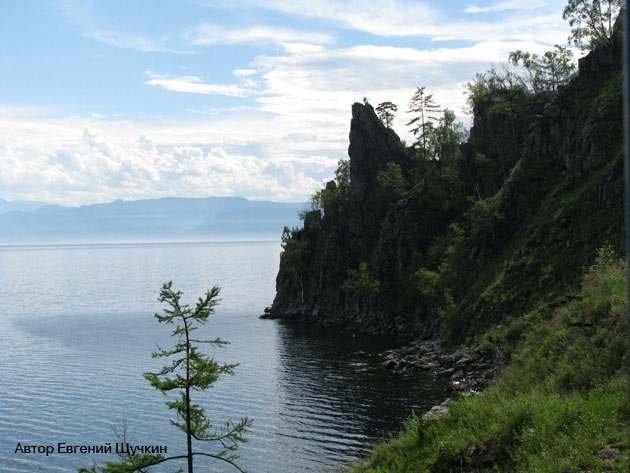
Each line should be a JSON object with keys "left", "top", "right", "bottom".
{"left": 0, "top": 241, "right": 449, "bottom": 473}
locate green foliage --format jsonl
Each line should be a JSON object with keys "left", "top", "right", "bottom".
{"left": 464, "top": 45, "right": 571, "bottom": 117}
{"left": 81, "top": 282, "right": 250, "bottom": 473}
{"left": 466, "top": 45, "right": 575, "bottom": 102}
{"left": 357, "top": 384, "right": 627, "bottom": 473}
{"left": 307, "top": 159, "right": 350, "bottom": 215}
{"left": 464, "top": 193, "right": 505, "bottom": 242}
{"left": 400, "top": 109, "right": 467, "bottom": 239}
{"left": 419, "top": 193, "right": 504, "bottom": 337}
{"left": 463, "top": 65, "right": 551, "bottom": 200}
{"left": 79, "top": 454, "right": 166, "bottom": 473}
{"left": 428, "top": 109, "right": 466, "bottom": 164}
{"left": 473, "top": 152, "right": 493, "bottom": 168}
{"left": 509, "top": 46, "right": 576, "bottom": 92}
{"left": 433, "top": 224, "right": 467, "bottom": 328}
{"left": 563, "top": 0, "right": 621, "bottom": 50}
{"left": 470, "top": 152, "right": 496, "bottom": 198}
{"left": 414, "top": 267, "right": 455, "bottom": 321}
{"left": 376, "top": 162, "right": 408, "bottom": 197}
{"left": 335, "top": 158, "right": 350, "bottom": 192}
{"left": 342, "top": 262, "right": 381, "bottom": 300}
{"left": 281, "top": 227, "right": 308, "bottom": 302}
{"left": 375, "top": 101, "right": 397, "bottom": 128}
{"left": 464, "top": 67, "right": 528, "bottom": 114}
{"left": 148, "top": 282, "right": 250, "bottom": 472}
{"left": 505, "top": 245, "right": 626, "bottom": 394}
{"left": 280, "top": 225, "right": 301, "bottom": 250}
{"left": 406, "top": 86, "right": 441, "bottom": 153}
{"left": 414, "top": 267, "right": 441, "bottom": 301}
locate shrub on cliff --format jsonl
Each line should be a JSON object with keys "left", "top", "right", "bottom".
{"left": 342, "top": 262, "right": 381, "bottom": 311}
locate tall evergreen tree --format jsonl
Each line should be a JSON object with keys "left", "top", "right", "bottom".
{"left": 406, "top": 87, "right": 441, "bottom": 154}
{"left": 375, "top": 101, "right": 398, "bottom": 128}
{"left": 80, "top": 282, "right": 250, "bottom": 473}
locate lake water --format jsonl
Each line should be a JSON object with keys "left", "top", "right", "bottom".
{"left": 0, "top": 241, "right": 450, "bottom": 473}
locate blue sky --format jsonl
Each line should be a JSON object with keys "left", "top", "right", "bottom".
{"left": 1, "top": 0, "right": 572, "bottom": 205}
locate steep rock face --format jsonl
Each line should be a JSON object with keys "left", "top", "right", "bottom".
{"left": 269, "top": 102, "right": 409, "bottom": 334}
{"left": 348, "top": 103, "right": 405, "bottom": 260}
{"left": 500, "top": 32, "right": 622, "bottom": 221}
{"left": 452, "top": 36, "right": 623, "bottom": 338}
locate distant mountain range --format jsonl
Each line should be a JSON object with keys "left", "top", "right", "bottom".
{"left": 0, "top": 197, "right": 305, "bottom": 244}
{"left": 0, "top": 198, "right": 61, "bottom": 214}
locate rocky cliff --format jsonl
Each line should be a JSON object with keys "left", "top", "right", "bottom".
{"left": 268, "top": 31, "right": 624, "bottom": 348}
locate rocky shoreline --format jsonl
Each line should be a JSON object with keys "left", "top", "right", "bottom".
{"left": 261, "top": 306, "right": 504, "bottom": 397}
{"left": 260, "top": 309, "right": 505, "bottom": 424}
{"left": 381, "top": 339, "right": 506, "bottom": 395}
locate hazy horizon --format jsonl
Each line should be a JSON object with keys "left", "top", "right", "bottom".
{"left": 0, "top": 195, "right": 305, "bottom": 245}
{"left": 0, "top": 194, "right": 306, "bottom": 209}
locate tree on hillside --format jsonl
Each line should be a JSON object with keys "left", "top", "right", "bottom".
{"left": 429, "top": 109, "right": 467, "bottom": 164}
{"left": 341, "top": 262, "right": 381, "bottom": 312}
{"left": 377, "top": 162, "right": 408, "bottom": 198}
{"left": 563, "top": 0, "right": 621, "bottom": 50}
{"left": 334, "top": 158, "right": 350, "bottom": 194}
{"left": 464, "top": 46, "right": 575, "bottom": 114}
{"left": 406, "top": 87, "right": 441, "bottom": 154}
{"left": 509, "top": 46, "right": 576, "bottom": 92}
{"left": 80, "top": 282, "right": 250, "bottom": 473}
{"left": 376, "top": 101, "right": 398, "bottom": 128}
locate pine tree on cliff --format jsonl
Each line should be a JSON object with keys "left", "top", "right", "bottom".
{"left": 375, "top": 101, "right": 397, "bottom": 128}
{"left": 406, "top": 87, "right": 441, "bottom": 154}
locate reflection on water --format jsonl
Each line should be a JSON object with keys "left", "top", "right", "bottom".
{"left": 273, "top": 321, "right": 451, "bottom": 469}
{"left": 0, "top": 243, "right": 451, "bottom": 473}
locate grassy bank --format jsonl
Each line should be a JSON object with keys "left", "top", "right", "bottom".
{"left": 347, "top": 247, "right": 629, "bottom": 472}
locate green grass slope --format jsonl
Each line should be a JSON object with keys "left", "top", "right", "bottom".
{"left": 348, "top": 247, "right": 628, "bottom": 472}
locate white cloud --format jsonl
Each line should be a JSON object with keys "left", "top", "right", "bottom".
{"left": 438, "top": 13, "right": 567, "bottom": 43}
{"left": 249, "top": 40, "right": 553, "bottom": 135}
{"left": 190, "top": 23, "right": 333, "bottom": 46}
{"left": 1, "top": 26, "right": 572, "bottom": 205}
{"left": 209, "top": 0, "right": 566, "bottom": 41}
{"left": 227, "top": 0, "right": 439, "bottom": 37}
{"left": 144, "top": 72, "right": 252, "bottom": 96}
{"left": 281, "top": 42, "right": 326, "bottom": 54}
{"left": 0, "top": 114, "right": 331, "bottom": 205}
{"left": 86, "top": 29, "right": 194, "bottom": 54}
{"left": 233, "top": 69, "right": 258, "bottom": 77}
{"left": 465, "top": 0, "right": 548, "bottom": 13}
